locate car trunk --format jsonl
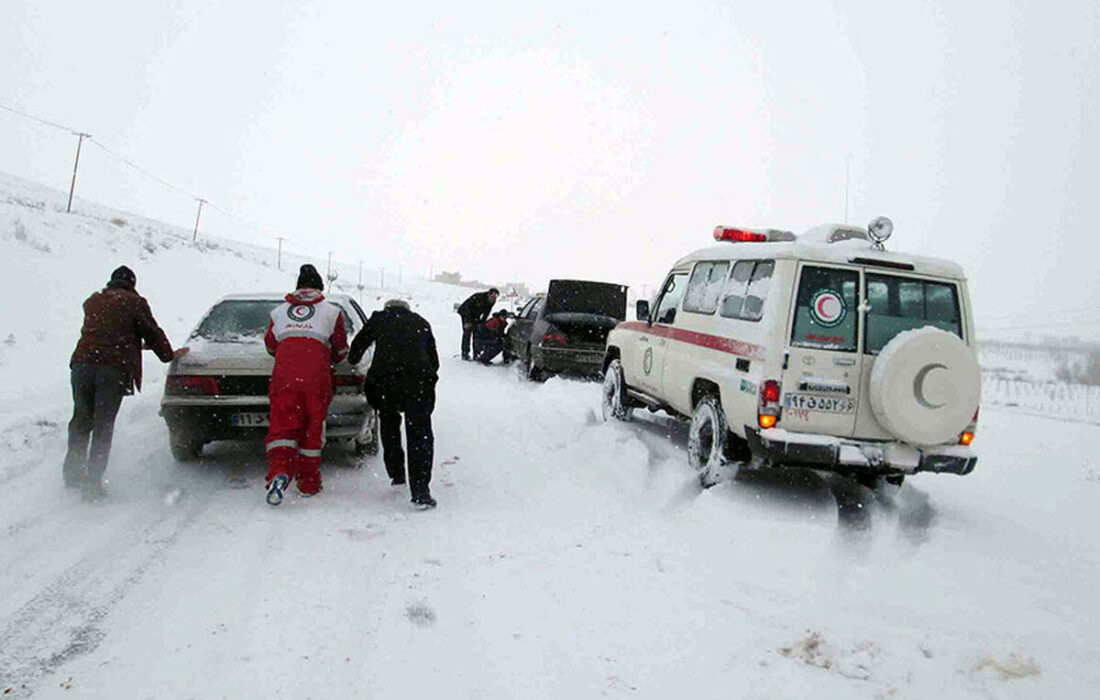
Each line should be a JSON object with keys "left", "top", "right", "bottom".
{"left": 543, "top": 312, "right": 620, "bottom": 349}
{"left": 544, "top": 280, "right": 627, "bottom": 349}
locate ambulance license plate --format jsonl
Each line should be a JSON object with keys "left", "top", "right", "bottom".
{"left": 230, "top": 412, "right": 270, "bottom": 427}
{"left": 783, "top": 394, "right": 855, "bottom": 414}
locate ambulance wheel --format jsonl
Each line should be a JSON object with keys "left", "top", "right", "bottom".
{"left": 601, "top": 359, "right": 634, "bottom": 422}
{"left": 688, "top": 395, "right": 738, "bottom": 487}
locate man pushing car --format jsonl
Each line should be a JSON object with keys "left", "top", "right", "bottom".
{"left": 263, "top": 264, "right": 348, "bottom": 505}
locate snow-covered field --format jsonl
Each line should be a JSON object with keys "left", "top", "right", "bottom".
{"left": 1, "top": 173, "right": 1098, "bottom": 699}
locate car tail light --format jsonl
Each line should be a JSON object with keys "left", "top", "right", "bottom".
{"left": 959, "top": 406, "right": 979, "bottom": 445}
{"left": 542, "top": 330, "right": 568, "bottom": 346}
{"left": 166, "top": 375, "right": 220, "bottom": 395}
{"left": 758, "top": 379, "right": 781, "bottom": 429}
{"left": 334, "top": 374, "right": 363, "bottom": 387}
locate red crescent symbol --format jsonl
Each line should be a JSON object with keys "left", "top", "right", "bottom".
{"left": 816, "top": 296, "right": 830, "bottom": 318}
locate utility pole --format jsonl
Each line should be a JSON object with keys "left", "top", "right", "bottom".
{"left": 192, "top": 198, "right": 206, "bottom": 242}
{"left": 326, "top": 251, "right": 333, "bottom": 281}
{"left": 357, "top": 260, "right": 364, "bottom": 304}
{"left": 66, "top": 132, "right": 91, "bottom": 213}
{"left": 276, "top": 236, "right": 286, "bottom": 270}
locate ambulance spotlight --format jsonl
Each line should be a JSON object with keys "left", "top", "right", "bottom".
{"left": 868, "top": 216, "right": 894, "bottom": 249}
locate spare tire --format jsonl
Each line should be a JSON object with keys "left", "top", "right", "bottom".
{"left": 869, "top": 327, "right": 980, "bottom": 446}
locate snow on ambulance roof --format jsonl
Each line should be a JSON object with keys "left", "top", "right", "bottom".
{"left": 674, "top": 222, "right": 967, "bottom": 279}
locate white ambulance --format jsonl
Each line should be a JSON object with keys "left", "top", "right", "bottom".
{"left": 601, "top": 218, "right": 981, "bottom": 487}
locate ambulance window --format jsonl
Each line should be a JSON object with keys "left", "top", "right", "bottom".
{"left": 654, "top": 273, "right": 689, "bottom": 324}
{"left": 864, "top": 274, "right": 962, "bottom": 353}
{"left": 331, "top": 303, "right": 356, "bottom": 335}
{"left": 719, "top": 261, "right": 754, "bottom": 319}
{"left": 790, "top": 266, "right": 859, "bottom": 352}
{"left": 683, "top": 261, "right": 729, "bottom": 315}
{"left": 720, "top": 260, "right": 773, "bottom": 321}
{"left": 741, "top": 261, "right": 775, "bottom": 321}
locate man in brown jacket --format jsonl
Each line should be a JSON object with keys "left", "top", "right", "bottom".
{"left": 64, "top": 266, "right": 187, "bottom": 499}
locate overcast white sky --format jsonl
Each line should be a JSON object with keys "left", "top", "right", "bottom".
{"left": 2, "top": 0, "right": 1098, "bottom": 339}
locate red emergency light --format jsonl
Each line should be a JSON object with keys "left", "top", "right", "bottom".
{"left": 714, "top": 226, "right": 766, "bottom": 243}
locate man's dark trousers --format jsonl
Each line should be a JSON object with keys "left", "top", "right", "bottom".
{"left": 374, "top": 385, "right": 433, "bottom": 495}
{"left": 460, "top": 320, "right": 473, "bottom": 360}
{"left": 63, "top": 363, "right": 128, "bottom": 485}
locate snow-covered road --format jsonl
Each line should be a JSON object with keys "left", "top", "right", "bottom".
{"left": 2, "top": 174, "right": 1098, "bottom": 698}
{"left": 2, "top": 343, "right": 1098, "bottom": 698}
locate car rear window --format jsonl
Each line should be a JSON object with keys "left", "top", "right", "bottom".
{"left": 193, "top": 299, "right": 357, "bottom": 341}
{"left": 545, "top": 281, "right": 627, "bottom": 320}
{"left": 865, "top": 274, "right": 962, "bottom": 353}
{"left": 790, "top": 266, "right": 859, "bottom": 352}
{"left": 194, "top": 300, "right": 280, "bottom": 340}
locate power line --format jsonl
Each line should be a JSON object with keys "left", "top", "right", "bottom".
{"left": 0, "top": 100, "right": 77, "bottom": 133}
{"left": 86, "top": 139, "right": 199, "bottom": 201}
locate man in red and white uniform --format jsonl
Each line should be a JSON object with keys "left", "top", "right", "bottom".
{"left": 262, "top": 264, "right": 348, "bottom": 504}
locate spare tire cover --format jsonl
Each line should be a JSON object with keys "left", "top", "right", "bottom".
{"left": 869, "top": 327, "right": 980, "bottom": 446}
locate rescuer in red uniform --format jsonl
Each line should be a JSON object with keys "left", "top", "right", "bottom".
{"left": 263, "top": 264, "right": 348, "bottom": 505}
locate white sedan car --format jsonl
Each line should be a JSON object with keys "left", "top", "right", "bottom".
{"left": 159, "top": 292, "right": 378, "bottom": 461}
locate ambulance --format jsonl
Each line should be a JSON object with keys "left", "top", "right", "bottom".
{"left": 601, "top": 217, "right": 981, "bottom": 487}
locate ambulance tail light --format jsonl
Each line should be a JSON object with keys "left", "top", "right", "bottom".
{"left": 334, "top": 374, "right": 363, "bottom": 387}
{"left": 165, "top": 375, "right": 220, "bottom": 396}
{"left": 759, "top": 379, "right": 782, "bottom": 429}
{"left": 959, "top": 406, "right": 979, "bottom": 446}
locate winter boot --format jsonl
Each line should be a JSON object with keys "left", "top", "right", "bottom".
{"left": 82, "top": 478, "right": 107, "bottom": 502}
{"left": 266, "top": 474, "right": 290, "bottom": 506}
{"left": 411, "top": 489, "right": 437, "bottom": 509}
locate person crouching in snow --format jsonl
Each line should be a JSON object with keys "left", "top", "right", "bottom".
{"left": 263, "top": 264, "right": 348, "bottom": 505}
{"left": 473, "top": 309, "right": 511, "bottom": 364}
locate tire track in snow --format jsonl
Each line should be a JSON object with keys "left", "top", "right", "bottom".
{"left": 0, "top": 494, "right": 208, "bottom": 698}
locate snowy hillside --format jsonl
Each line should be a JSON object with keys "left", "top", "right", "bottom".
{"left": 1, "top": 172, "right": 1099, "bottom": 699}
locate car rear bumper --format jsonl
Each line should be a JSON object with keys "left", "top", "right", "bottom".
{"left": 532, "top": 346, "right": 604, "bottom": 375}
{"left": 745, "top": 427, "right": 977, "bottom": 476}
{"left": 160, "top": 393, "right": 369, "bottom": 440}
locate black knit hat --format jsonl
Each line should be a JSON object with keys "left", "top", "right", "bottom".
{"left": 297, "top": 264, "right": 324, "bottom": 291}
{"left": 109, "top": 265, "right": 137, "bottom": 290}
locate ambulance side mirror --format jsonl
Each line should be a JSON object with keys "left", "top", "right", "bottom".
{"left": 636, "top": 300, "right": 650, "bottom": 322}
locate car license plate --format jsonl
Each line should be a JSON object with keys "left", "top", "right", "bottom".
{"left": 783, "top": 394, "right": 855, "bottom": 414}
{"left": 230, "top": 412, "right": 270, "bottom": 427}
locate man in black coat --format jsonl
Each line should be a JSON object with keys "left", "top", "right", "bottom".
{"left": 456, "top": 287, "right": 499, "bottom": 360}
{"left": 348, "top": 299, "right": 440, "bottom": 508}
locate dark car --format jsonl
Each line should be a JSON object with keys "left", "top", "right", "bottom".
{"left": 505, "top": 280, "right": 627, "bottom": 380}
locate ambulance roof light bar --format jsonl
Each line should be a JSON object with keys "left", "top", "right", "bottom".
{"left": 712, "top": 226, "right": 797, "bottom": 243}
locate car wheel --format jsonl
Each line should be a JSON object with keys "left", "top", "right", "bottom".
{"left": 688, "top": 395, "right": 738, "bottom": 487}
{"left": 525, "top": 347, "right": 544, "bottom": 382}
{"left": 169, "top": 426, "right": 203, "bottom": 462}
{"left": 353, "top": 411, "right": 380, "bottom": 460}
{"left": 601, "top": 359, "right": 634, "bottom": 422}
